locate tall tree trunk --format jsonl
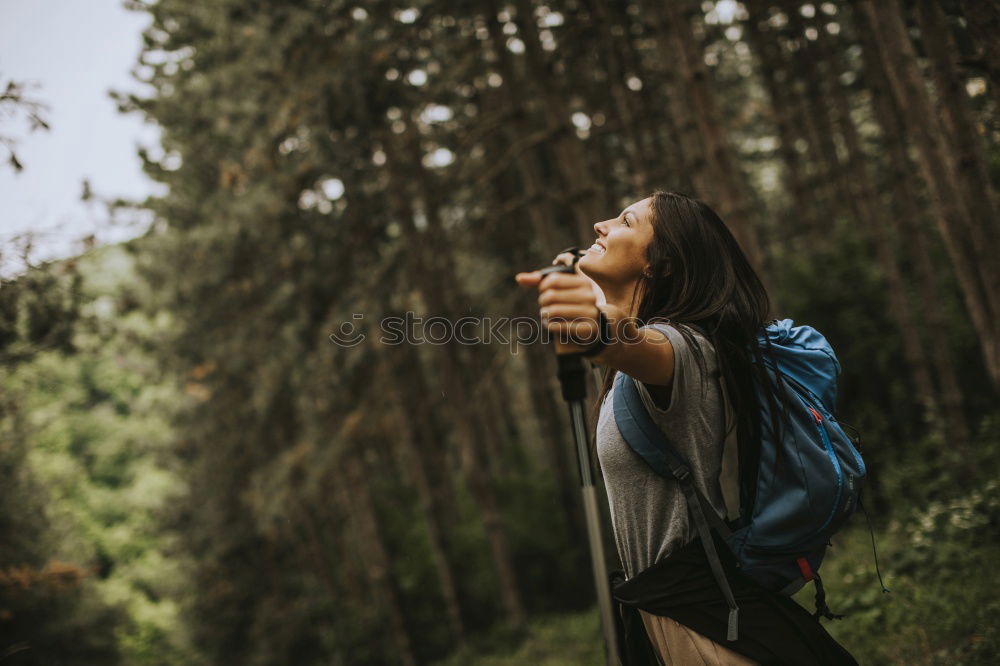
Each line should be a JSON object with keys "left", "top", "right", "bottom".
{"left": 480, "top": 2, "right": 614, "bottom": 302}
{"left": 644, "top": 0, "right": 768, "bottom": 279}
{"left": 587, "top": 0, "right": 655, "bottom": 192}
{"left": 810, "top": 10, "right": 949, "bottom": 432}
{"left": 383, "top": 127, "right": 527, "bottom": 628}
{"left": 858, "top": 0, "right": 1000, "bottom": 391}
{"left": 955, "top": 0, "right": 1000, "bottom": 109}
{"left": 337, "top": 432, "right": 418, "bottom": 666}
{"left": 479, "top": 25, "right": 576, "bottom": 258}
{"left": 849, "top": 4, "right": 973, "bottom": 451}
{"left": 611, "top": 0, "right": 686, "bottom": 192}
{"left": 783, "top": 0, "right": 856, "bottom": 223}
{"left": 474, "top": 44, "right": 591, "bottom": 543}
{"left": 377, "top": 347, "right": 467, "bottom": 644}
{"left": 914, "top": 0, "right": 1000, "bottom": 283}
{"left": 507, "top": 0, "right": 609, "bottom": 243}
{"left": 780, "top": 2, "right": 953, "bottom": 437}
{"left": 743, "top": 5, "right": 817, "bottom": 237}
{"left": 397, "top": 128, "right": 520, "bottom": 476}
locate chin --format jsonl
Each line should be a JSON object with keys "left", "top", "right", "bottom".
{"left": 577, "top": 254, "right": 602, "bottom": 278}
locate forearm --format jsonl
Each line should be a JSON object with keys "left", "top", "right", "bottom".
{"left": 587, "top": 307, "right": 675, "bottom": 387}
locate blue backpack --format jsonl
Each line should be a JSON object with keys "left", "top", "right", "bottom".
{"left": 613, "top": 319, "right": 869, "bottom": 641}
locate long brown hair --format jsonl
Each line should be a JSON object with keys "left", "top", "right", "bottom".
{"left": 592, "top": 190, "right": 784, "bottom": 513}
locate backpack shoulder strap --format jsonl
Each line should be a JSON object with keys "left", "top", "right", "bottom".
{"left": 612, "top": 372, "right": 741, "bottom": 641}
{"left": 612, "top": 371, "right": 692, "bottom": 481}
{"left": 612, "top": 372, "right": 733, "bottom": 536}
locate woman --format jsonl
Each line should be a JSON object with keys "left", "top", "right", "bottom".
{"left": 516, "top": 191, "right": 856, "bottom": 665}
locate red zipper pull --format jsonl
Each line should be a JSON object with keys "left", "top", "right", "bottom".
{"left": 808, "top": 406, "right": 822, "bottom": 423}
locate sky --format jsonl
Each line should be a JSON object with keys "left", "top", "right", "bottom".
{"left": 0, "top": 0, "right": 161, "bottom": 277}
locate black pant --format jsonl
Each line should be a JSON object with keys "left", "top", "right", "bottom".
{"left": 610, "top": 535, "right": 858, "bottom": 666}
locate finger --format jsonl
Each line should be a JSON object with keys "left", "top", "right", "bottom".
{"left": 546, "top": 320, "right": 599, "bottom": 336}
{"left": 545, "top": 320, "right": 600, "bottom": 343}
{"left": 515, "top": 271, "right": 542, "bottom": 287}
{"left": 539, "top": 272, "right": 588, "bottom": 291}
{"left": 540, "top": 304, "right": 600, "bottom": 320}
{"left": 538, "top": 286, "right": 597, "bottom": 307}
{"left": 551, "top": 252, "right": 577, "bottom": 267}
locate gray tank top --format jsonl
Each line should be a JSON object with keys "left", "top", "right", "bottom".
{"left": 596, "top": 323, "right": 738, "bottom": 579}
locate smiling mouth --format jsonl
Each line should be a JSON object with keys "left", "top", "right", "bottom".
{"left": 587, "top": 241, "right": 606, "bottom": 254}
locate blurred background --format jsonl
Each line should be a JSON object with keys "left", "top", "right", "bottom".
{"left": 0, "top": 0, "right": 997, "bottom": 664}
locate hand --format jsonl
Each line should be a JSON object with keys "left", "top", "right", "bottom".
{"left": 552, "top": 251, "right": 581, "bottom": 271}
{"left": 552, "top": 250, "right": 607, "bottom": 304}
{"left": 515, "top": 268, "right": 603, "bottom": 355}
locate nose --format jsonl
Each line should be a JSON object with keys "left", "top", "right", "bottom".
{"left": 593, "top": 219, "right": 608, "bottom": 236}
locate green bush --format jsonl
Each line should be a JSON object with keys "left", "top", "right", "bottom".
{"left": 814, "top": 474, "right": 1000, "bottom": 665}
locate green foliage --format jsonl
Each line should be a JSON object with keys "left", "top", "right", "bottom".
{"left": 0, "top": 259, "right": 123, "bottom": 664}
{"left": 0, "top": 260, "right": 81, "bottom": 362}
{"left": 803, "top": 471, "right": 1000, "bottom": 665}
{"left": 0, "top": 245, "right": 197, "bottom": 665}
{"left": 431, "top": 608, "right": 603, "bottom": 666}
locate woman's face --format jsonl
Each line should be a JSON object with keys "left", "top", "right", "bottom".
{"left": 578, "top": 197, "right": 655, "bottom": 288}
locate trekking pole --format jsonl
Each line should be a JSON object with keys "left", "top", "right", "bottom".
{"left": 537, "top": 250, "right": 621, "bottom": 666}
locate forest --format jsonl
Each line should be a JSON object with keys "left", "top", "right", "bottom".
{"left": 1, "top": 0, "right": 998, "bottom": 664}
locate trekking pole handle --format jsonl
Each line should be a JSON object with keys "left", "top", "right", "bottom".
{"left": 538, "top": 246, "right": 584, "bottom": 276}
{"left": 538, "top": 247, "right": 608, "bottom": 362}
{"left": 535, "top": 249, "right": 594, "bottom": 401}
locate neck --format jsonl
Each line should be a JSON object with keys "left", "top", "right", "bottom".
{"left": 598, "top": 278, "right": 643, "bottom": 319}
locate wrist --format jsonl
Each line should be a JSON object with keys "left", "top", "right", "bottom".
{"left": 580, "top": 305, "right": 632, "bottom": 361}
{"left": 578, "top": 309, "right": 611, "bottom": 357}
